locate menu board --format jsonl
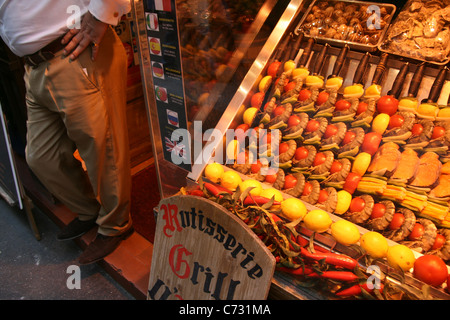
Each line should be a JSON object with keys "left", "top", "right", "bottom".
{"left": 144, "top": 0, "right": 191, "bottom": 171}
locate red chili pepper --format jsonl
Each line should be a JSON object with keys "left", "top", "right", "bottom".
{"left": 269, "top": 213, "right": 282, "bottom": 223}
{"left": 309, "top": 270, "right": 359, "bottom": 282}
{"left": 360, "top": 282, "right": 384, "bottom": 294}
{"left": 300, "top": 247, "right": 358, "bottom": 270}
{"left": 335, "top": 284, "right": 362, "bottom": 296}
{"left": 188, "top": 189, "right": 205, "bottom": 197}
{"left": 243, "top": 196, "right": 281, "bottom": 206}
{"left": 203, "top": 182, "right": 221, "bottom": 197}
{"left": 277, "top": 266, "right": 314, "bottom": 276}
{"left": 336, "top": 283, "right": 384, "bottom": 297}
{"left": 203, "top": 182, "right": 233, "bottom": 198}
{"left": 211, "top": 182, "right": 233, "bottom": 194}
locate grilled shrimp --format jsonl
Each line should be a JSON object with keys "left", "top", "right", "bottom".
{"left": 283, "top": 112, "right": 309, "bottom": 138}
{"left": 385, "top": 208, "right": 416, "bottom": 242}
{"left": 315, "top": 87, "right": 338, "bottom": 116}
{"left": 337, "top": 127, "right": 365, "bottom": 157}
{"left": 344, "top": 194, "right": 374, "bottom": 225}
{"left": 293, "top": 87, "right": 320, "bottom": 112}
{"left": 406, "top": 119, "right": 434, "bottom": 147}
{"left": 278, "top": 139, "right": 297, "bottom": 163}
{"left": 401, "top": 218, "right": 438, "bottom": 253}
{"left": 268, "top": 103, "right": 293, "bottom": 128}
{"left": 429, "top": 229, "right": 450, "bottom": 261}
{"left": 292, "top": 145, "right": 317, "bottom": 169}
{"left": 303, "top": 117, "right": 328, "bottom": 144}
{"left": 325, "top": 158, "right": 351, "bottom": 183}
{"left": 383, "top": 111, "right": 415, "bottom": 138}
{"left": 300, "top": 179, "right": 321, "bottom": 205}
{"left": 332, "top": 97, "right": 359, "bottom": 121}
{"left": 284, "top": 173, "right": 306, "bottom": 198}
{"left": 366, "top": 200, "right": 395, "bottom": 231}
{"left": 315, "top": 187, "right": 338, "bottom": 213}
{"left": 352, "top": 97, "right": 376, "bottom": 127}
{"left": 321, "top": 122, "right": 347, "bottom": 148}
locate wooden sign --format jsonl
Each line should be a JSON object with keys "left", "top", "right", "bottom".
{"left": 148, "top": 195, "right": 276, "bottom": 300}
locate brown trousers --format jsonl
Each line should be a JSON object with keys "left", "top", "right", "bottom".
{"left": 24, "top": 27, "right": 132, "bottom": 236}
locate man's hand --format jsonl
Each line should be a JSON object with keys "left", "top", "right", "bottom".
{"left": 62, "top": 11, "right": 108, "bottom": 61}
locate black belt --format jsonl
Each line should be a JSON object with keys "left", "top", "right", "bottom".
{"left": 24, "top": 37, "right": 65, "bottom": 68}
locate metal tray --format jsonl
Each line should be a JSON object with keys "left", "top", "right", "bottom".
{"left": 295, "top": 0, "right": 396, "bottom": 52}
{"left": 378, "top": 0, "right": 450, "bottom": 66}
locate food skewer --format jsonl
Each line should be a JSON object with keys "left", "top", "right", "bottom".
{"left": 250, "top": 32, "right": 305, "bottom": 128}
{"left": 330, "top": 52, "right": 372, "bottom": 124}
{"left": 314, "top": 44, "right": 350, "bottom": 118}
{"left": 378, "top": 63, "right": 416, "bottom": 144}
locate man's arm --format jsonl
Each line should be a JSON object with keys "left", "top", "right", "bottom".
{"left": 62, "top": 0, "right": 131, "bottom": 61}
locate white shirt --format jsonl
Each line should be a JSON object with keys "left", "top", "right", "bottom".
{"left": 0, "top": 0, "right": 131, "bottom": 56}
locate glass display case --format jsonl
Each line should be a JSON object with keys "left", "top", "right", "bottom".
{"left": 133, "top": 0, "right": 450, "bottom": 299}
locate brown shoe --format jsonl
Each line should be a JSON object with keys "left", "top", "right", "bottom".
{"left": 78, "top": 227, "right": 134, "bottom": 265}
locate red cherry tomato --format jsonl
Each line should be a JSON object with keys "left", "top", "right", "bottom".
{"left": 431, "top": 126, "right": 445, "bottom": 139}
{"left": 335, "top": 99, "right": 351, "bottom": 111}
{"left": 287, "top": 115, "right": 301, "bottom": 128}
{"left": 251, "top": 160, "right": 262, "bottom": 174}
{"left": 376, "top": 95, "right": 399, "bottom": 116}
{"left": 349, "top": 197, "right": 366, "bottom": 213}
{"left": 388, "top": 114, "right": 404, "bottom": 129}
{"left": 323, "top": 124, "right": 338, "bottom": 139}
{"left": 408, "top": 223, "right": 425, "bottom": 241}
{"left": 284, "top": 174, "right": 298, "bottom": 189}
{"left": 294, "top": 147, "right": 309, "bottom": 160}
{"left": 298, "top": 89, "right": 312, "bottom": 102}
{"left": 413, "top": 255, "right": 449, "bottom": 287}
{"left": 342, "top": 131, "right": 356, "bottom": 146}
{"left": 306, "top": 119, "right": 320, "bottom": 132}
{"left": 279, "top": 142, "right": 289, "bottom": 154}
{"left": 389, "top": 213, "right": 405, "bottom": 230}
{"left": 284, "top": 81, "right": 296, "bottom": 93}
{"left": 330, "top": 160, "right": 343, "bottom": 174}
{"left": 343, "top": 172, "right": 361, "bottom": 194}
{"left": 316, "top": 91, "right": 329, "bottom": 106}
{"left": 251, "top": 92, "right": 265, "bottom": 108}
{"left": 302, "top": 181, "right": 312, "bottom": 196}
{"left": 236, "top": 123, "right": 250, "bottom": 133}
{"left": 370, "top": 203, "right": 386, "bottom": 219}
{"left": 356, "top": 101, "right": 368, "bottom": 115}
{"left": 411, "top": 123, "right": 424, "bottom": 136}
{"left": 361, "top": 132, "right": 382, "bottom": 156}
{"left": 431, "top": 234, "right": 446, "bottom": 250}
{"left": 318, "top": 189, "right": 329, "bottom": 203}
{"left": 267, "top": 61, "right": 281, "bottom": 78}
{"left": 313, "top": 152, "right": 327, "bottom": 167}
{"left": 273, "top": 105, "right": 285, "bottom": 117}
{"left": 265, "top": 172, "right": 277, "bottom": 184}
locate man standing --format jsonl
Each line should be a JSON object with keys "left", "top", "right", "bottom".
{"left": 0, "top": 0, "right": 133, "bottom": 264}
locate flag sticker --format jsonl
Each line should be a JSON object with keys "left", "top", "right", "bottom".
{"left": 154, "top": 0, "right": 172, "bottom": 12}
{"left": 148, "top": 37, "right": 161, "bottom": 56}
{"left": 167, "top": 109, "right": 179, "bottom": 127}
{"left": 155, "top": 86, "right": 168, "bottom": 103}
{"left": 152, "top": 61, "right": 164, "bottom": 79}
{"left": 165, "top": 137, "right": 186, "bottom": 159}
{"left": 146, "top": 12, "right": 159, "bottom": 31}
